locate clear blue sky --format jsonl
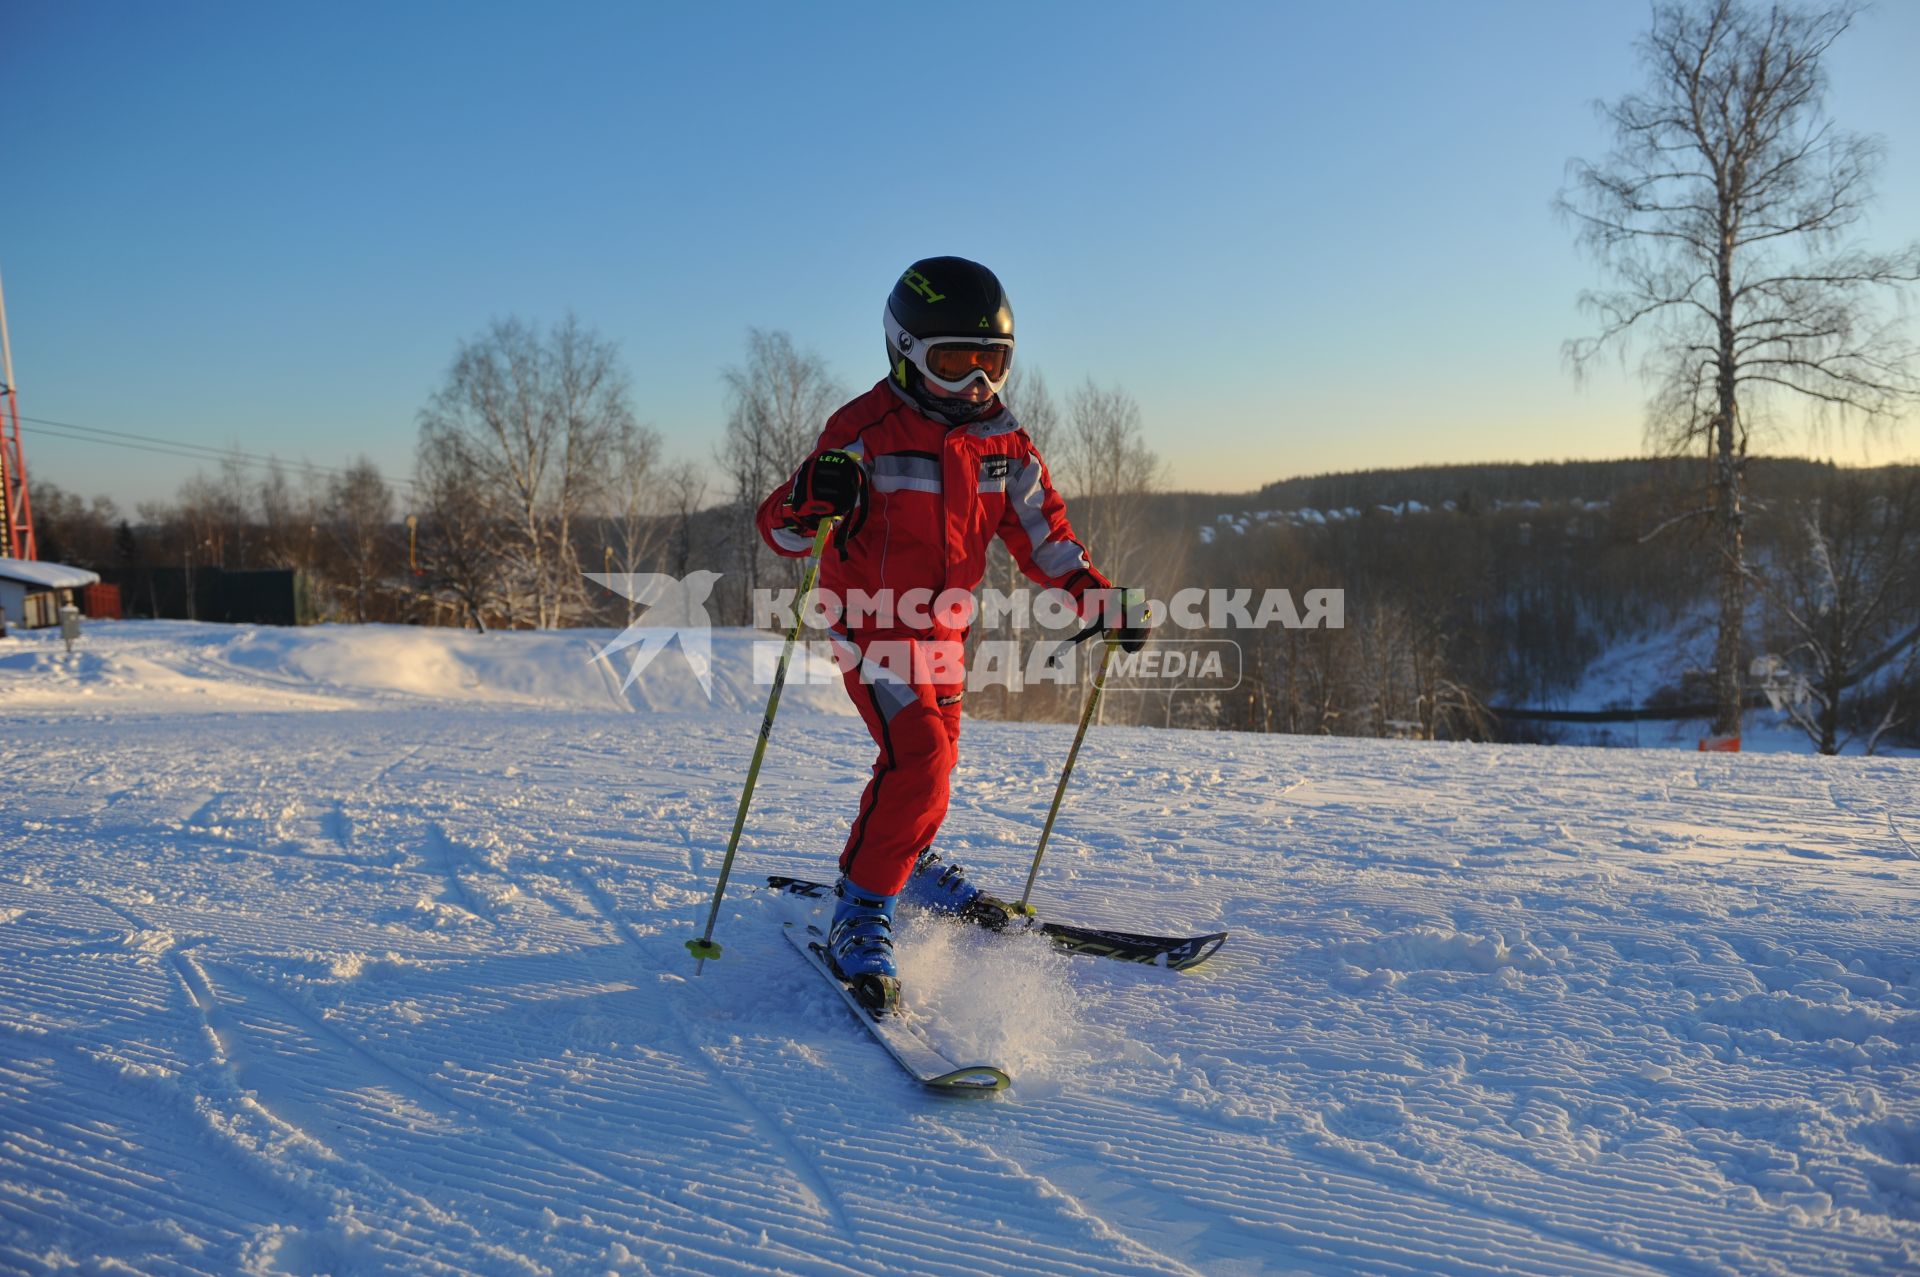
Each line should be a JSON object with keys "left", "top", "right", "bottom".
{"left": 5, "top": 0, "right": 1917, "bottom": 509}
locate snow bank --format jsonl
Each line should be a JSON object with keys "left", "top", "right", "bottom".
{"left": 0, "top": 619, "right": 856, "bottom": 717}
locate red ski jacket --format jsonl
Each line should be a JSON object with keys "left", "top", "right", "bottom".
{"left": 756, "top": 380, "right": 1110, "bottom": 641}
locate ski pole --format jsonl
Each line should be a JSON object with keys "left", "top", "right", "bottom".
{"left": 1018, "top": 633, "right": 1122, "bottom": 913}
{"left": 687, "top": 516, "right": 836, "bottom": 972}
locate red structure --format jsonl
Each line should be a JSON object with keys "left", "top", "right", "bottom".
{"left": 81, "top": 583, "right": 122, "bottom": 619}
{"left": 0, "top": 264, "right": 36, "bottom": 561}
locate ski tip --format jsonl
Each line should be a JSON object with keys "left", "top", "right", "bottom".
{"left": 927, "top": 1064, "right": 1012, "bottom": 1093}
{"left": 1167, "top": 933, "right": 1231, "bottom": 971}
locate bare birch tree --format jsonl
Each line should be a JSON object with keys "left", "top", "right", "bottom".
{"left": 551, "top": 319, "right": 636, "bottom": 622}
{"left": 601, "top": 422, "right": 672, "bottom": 622}
{"left": 1753, "top": 471, "right": 1920, "bottom": 753}
{"left": 1055, "top": 381, "right": 1184, "bottom": 727}
{"left": 418, "top": 315, "right": 635, "bottom": 627}
{"left": 414, "top": 422, "right": 506, "bottom": 631}
{"left": 175, "top": 455, "right": 257, "bottom": 571}
{"left": 255, "top": 460, "right": 325, "bottom": 577}
{"left": 716, "top": 329, "right": 842, "bottom": 623}
{"left": 661, "top": 459, "right": 709, "bottom": 581}
{"left": 323, "top": 457, "right": 394, "bottom": 623}
{"left": 1054, "top": 381, "right": 1172, "bottom": 585}
{"left": 1001, "top": 364, "right": 1059, "bottom": 457}
{"left": 1560, "top": 0, "right": 1920, "bottom": 738}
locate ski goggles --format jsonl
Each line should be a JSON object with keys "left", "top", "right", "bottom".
{"left": 885, "top": 306, "right": 1014, "bottom": 393}
{"left": 924, "top": 341, "right": 1012, "bottom": 387}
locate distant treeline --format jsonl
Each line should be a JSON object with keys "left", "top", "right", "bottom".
{"left": 1160, "top": 456, "right": 1849, "bottom": 526}
{"left": 1102, "top": 457, "right": 1920, "bottom": 752}
{"left": 30, "top": 371, "right": 1920, "bottom": 754}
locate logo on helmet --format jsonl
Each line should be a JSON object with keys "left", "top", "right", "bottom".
{"left": 900, "top": 269, "right": 946, "bottom": 304}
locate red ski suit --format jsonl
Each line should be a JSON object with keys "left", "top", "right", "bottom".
{"left": 756, "top": 379, "right": 1111, "bottom": 897}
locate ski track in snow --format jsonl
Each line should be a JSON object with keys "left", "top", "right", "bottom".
{"left": 1, "top": 622, "right": 1917, "bottom": 1275}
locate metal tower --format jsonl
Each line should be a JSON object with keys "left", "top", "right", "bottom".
{"left": 0, "top": 264, "right": 36, "bottom": 561}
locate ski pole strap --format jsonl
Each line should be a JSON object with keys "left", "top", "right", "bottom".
{"left": 1045, "top": 618, "right": 1108, "bottom": 669}
{"left": 1020, "top": 635, "right": 1120, "bottom": 911}
{"left": 832, "top": 499, "right": 868, "bottom": 557}
{"left": 688, "top": 516, "right": 837, "bottom": 970}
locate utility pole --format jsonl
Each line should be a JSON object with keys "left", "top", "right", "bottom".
{"left": 0, "top": 263, "right": 38, "bottom": 560}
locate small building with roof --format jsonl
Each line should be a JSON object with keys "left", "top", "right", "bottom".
{"left": 0, "top": 557, "right": 101, "bottom": 629}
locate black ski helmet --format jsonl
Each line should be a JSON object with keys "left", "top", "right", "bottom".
{"left": 884, "top": 257, "right": 1014, "bottom": 417}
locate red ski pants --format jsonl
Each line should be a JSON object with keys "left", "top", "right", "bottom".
{"left": 832, "top": 633, "right": 965, "bottom": 897}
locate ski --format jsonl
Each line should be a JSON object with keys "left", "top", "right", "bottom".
{"left": 766, "top": 875, "right": 1228, "bottom": 972}
{"left": 1033, "top": 920, "right": 1230, "bottom": 971}
{"left": 784, "top": 921, "right": 1010, "bottom": 1094}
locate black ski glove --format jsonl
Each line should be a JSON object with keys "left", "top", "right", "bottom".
{"left": 787, "top": 450, "right": 866, "bottom": 523}
{"left": 1109, "top": 586, "right": 1151, "bottom": 654}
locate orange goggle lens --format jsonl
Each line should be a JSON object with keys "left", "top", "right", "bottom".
{"left": 924, "top": 342, "right": 1011, "bottom": 383}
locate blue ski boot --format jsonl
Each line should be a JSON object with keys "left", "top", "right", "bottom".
{"left": 828, "top": 879, "right": 900, "bottom": 1014}
{"left": 899, "top": 850, "right": 1025, "bottom": 931}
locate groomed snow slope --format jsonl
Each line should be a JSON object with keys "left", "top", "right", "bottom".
{"left": 2, "top": 622, "right": 1916, "bottom": 1276}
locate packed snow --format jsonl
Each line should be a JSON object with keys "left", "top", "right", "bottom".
{"left": 0, "top": 620, "right": 854, "bottom": 717}
{"left": 2, "top": 620, "right": 1916, "bottom": 1275}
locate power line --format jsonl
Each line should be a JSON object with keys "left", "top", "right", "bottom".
{"left": 32, "top": 422, "right": 411, "bottom": 487}
{"left": 24, "top": 412, "right": 308, "bottom": 463}
{"left": 21, "top": 411, "right": 414, "bottom": 483}
{"left": 18, "top": 412, "right": 419, "bottom": 489}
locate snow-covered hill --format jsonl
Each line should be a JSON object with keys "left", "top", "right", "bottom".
{"left": 2, "top": 622, "right": 1915, "bottom": 1275}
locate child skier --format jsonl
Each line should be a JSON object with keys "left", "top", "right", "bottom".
{"left": 756, "top": 256, "right": 1143, "bottom": 1012}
